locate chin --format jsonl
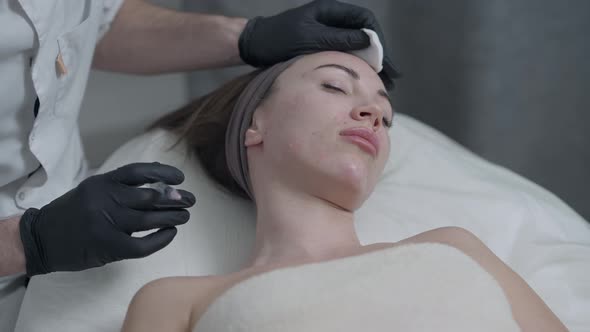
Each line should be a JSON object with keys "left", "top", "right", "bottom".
{"left": 337, "top": 155, "right": 372, "bottom": 188}
{"left": 323, "top": 162, "right": 373, "bottom": 211}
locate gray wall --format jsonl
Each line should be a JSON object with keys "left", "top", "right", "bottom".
{"left": 385, "top": 1, "right": 590, "bottom": 220}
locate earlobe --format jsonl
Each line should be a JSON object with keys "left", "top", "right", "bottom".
{"left": 245, "top": 128, "right": 263, "bottom": 147}
{"left": 245, "top": 111, "right": 265, "bottom": 147}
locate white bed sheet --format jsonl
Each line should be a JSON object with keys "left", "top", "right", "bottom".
{"left": 14, "top": 113, "right": 590, "bottom": 331}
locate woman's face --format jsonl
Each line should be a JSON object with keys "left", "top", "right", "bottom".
{"left": 246, "top": 51, "right": 393, "bottom": 211}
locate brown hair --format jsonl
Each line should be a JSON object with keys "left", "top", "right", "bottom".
{"left": 150, "top": 69, "right": 266, "bottom": 200}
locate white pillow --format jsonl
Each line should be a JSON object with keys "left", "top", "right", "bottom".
{"left": 15, "top": 114, "right": 590, "bottom": 332}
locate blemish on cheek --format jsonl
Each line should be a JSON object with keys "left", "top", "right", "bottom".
{"left": 288, "top": 141, "right": 300, "bottom": 152}
{"left": 288, "top": 139, "right": 307, "bottom": 154}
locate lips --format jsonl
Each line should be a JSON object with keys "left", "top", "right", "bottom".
{"left": 339, "top": 127, "right": 380, "bottom": 157}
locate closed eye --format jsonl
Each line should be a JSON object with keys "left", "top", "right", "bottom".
{"left": 321, "top": 83, "right": 347, "bottom": 94}
{"left": 383, "top": 116, "right": 393, "bottom": 128}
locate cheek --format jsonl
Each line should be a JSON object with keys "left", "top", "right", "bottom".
{"left": 276, "top": 123, "right": 335, "bottom": 164}
{"left": 266, "top": 91, "right": 343, "bottom": 148}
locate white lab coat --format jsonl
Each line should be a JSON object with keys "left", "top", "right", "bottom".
{"left": 0, "top": 0, "right": 124, "bottom": 330}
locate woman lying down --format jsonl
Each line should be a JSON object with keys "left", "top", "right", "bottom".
{"left": 120, "top": 51, "right": 567, "bottom": 332}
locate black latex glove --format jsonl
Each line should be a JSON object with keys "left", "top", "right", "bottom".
{"left": 238, "top": 0, "right": 401, "bottom": 89}
{"left": 19, "top": 162, "right": 196, "bottom": 276}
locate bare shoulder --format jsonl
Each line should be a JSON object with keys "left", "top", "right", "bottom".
{"left": 382, "top": 226, "right": 488, "bottom": 255}
{"left": 364, "top": 227, "right": 488, "bottom": 256}
{"left": 121, "top": 275, "right": 228, "bottom": 332}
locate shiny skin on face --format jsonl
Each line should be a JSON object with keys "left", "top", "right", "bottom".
{"left": 246, "top": 51, "right": 394, "bottom": 211}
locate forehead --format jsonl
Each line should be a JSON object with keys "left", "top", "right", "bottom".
{"left": 281, "top": 51, "right": 382, "bottom": 83}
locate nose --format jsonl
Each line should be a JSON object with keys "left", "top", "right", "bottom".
{"left": 351, "top": 104, "right": 384, "bottom": 130}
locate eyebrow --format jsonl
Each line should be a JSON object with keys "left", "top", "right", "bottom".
{"left": 313, "top": 63, "right": 391, "bottom": 101}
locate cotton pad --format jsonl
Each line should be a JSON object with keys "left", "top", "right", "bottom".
{"left": 348, "top": 28, "right": 384, "bottom": 73}
{"left": 146, "top": 181, "right": 182, "bottom": 200}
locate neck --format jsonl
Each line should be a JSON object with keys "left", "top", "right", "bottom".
{"left": 247, "top": 186, "right": 362, "bottom": 268}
